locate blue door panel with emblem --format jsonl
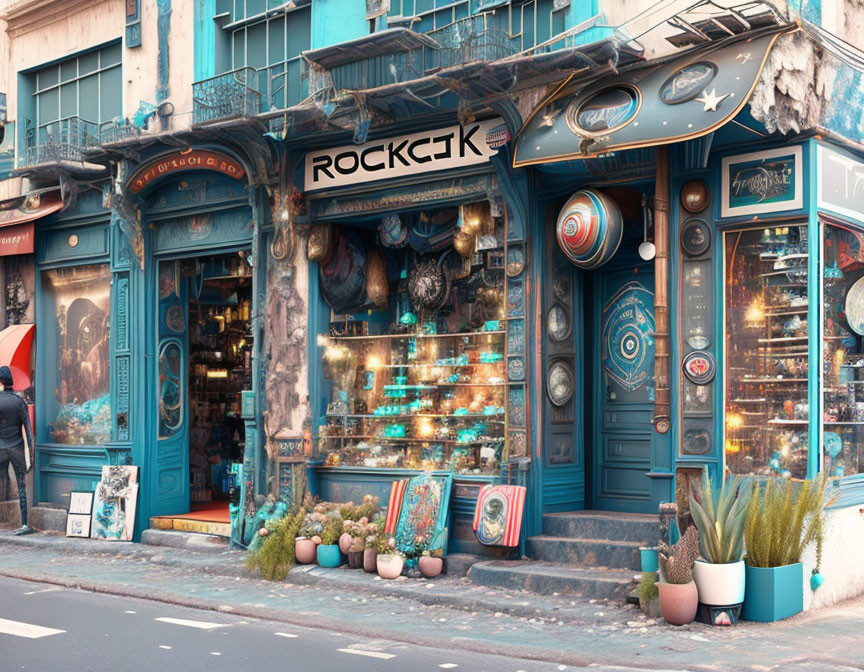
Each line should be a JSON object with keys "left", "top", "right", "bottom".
{"left": 589, "top": 265, "right": 655, "bottom": 513}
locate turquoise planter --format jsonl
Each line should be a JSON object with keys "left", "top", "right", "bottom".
{"left": 741, "top": 563, "right": 803, "bottom": 622}
{"left": 317, "top": 544, "right": 341, "bottom": 568}
{"left": 640, "top": 547, "right": 659, "bottom": 573}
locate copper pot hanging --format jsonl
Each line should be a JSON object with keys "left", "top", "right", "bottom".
{"left": 307, "top": 223, "right": 334, "bottom": 263}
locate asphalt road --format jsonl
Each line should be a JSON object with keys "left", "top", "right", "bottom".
{"left": 0, "top": 575, "right": 575, "bottom": 672}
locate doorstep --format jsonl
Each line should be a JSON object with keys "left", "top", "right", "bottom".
{"left": 149, "top": 516, "right": 231, "bottom": 537}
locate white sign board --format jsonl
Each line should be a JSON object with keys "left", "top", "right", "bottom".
{"left": 304, "top": 119, "right": 507, "bottom": 191}
{"left": 818, "top": 144, "right": 864, "bottom": 224}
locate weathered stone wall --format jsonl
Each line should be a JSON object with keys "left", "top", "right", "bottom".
{"left": 263, "top": 240, "right": 311, "bottom": 490}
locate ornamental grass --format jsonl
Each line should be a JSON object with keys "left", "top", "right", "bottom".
{"left": 744, "top": 476, "right": 826, "bottom": 569}
{"left": 246, "top": 506, "right": 307, "bottom": 581}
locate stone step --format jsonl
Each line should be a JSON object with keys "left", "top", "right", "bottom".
{"left": 542, "top": 510, "right": 661, "bottom": 544}
{"left": 468, "top": 560, "right": 636, "bottom": 600}
{"left": 149, "top": 516, "right": 231, "bottom": 537}
{"left": 526, "top": 535, "right": 643, "bottom": 570}
{"left": 141, "top": 529, "right": 231, "bottom": 554}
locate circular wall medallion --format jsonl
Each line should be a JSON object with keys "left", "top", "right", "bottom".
{"left": 566, "top": 86, "right": 640, "bottom": 136}
{"left": 556, "top": 190, "right": 623, "bottom": 269}
{"left": 68, "top": 234, "right": 79, "bottom": 248}
{"left": 682, "top": 350, "right": 716, "bottom": 385}
{"left": 683, "top": 429, "right": 711, "bottom": 455}
{"left": 165, "top": 305, "right": 185, "bottom": 333}
{"left": 655, "top": 416, "right": 670, "bottom": 434}
{"left": 660, "top": 62, "right": 717, "bottom": 105}
{"left": 680, "top": 218, "right": 712, "bottom": 257}
{"left": 547, "top": 361, "right": 574, "bottom": 407}
{"left": 506, "top": 246, "right": 525, "bottom": 277}
{"left": 680, "top": 179, "right": 711, "bottom": 213}
{"left": 845, "top": 276, "right": 864, "bottom": 335}
{"left": 547, "top": 304, "right": 570, "bottom": 342}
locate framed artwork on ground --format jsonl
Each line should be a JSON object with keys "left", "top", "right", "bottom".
{"left": 66, "top": 513, "right": 92, "bottom": 538}
{"left": 68, "top": 490, "right": 94, "bottom": 515}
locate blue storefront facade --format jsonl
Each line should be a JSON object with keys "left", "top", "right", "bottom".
{"left": 3, "top": 1, "right": 864, "bottom": 594}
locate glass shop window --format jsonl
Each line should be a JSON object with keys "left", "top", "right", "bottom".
{"left": 823, "top": 222, "right": 864, "bottom": 478}
{"left": 41, "top": 264, "right": 111, "bottom": 445}
{"left": 315, "top": 201, "right": 509, "bottom": 474}
{"left": 724, "top": 224, "right": 809, "bottom": 477}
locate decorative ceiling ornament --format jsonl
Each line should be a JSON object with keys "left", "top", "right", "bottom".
{"left": 555, "top": 189, "right": 623, "bottom": 269}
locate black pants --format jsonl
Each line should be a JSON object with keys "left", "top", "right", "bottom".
{"left": 0, "top": 447, "right": 27, "bottom": 526}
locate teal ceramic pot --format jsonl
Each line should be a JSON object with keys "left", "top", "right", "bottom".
{"left": 317, "top": 544, "right": 341, "bottom": 568}
{"left": 741, "top": 563, "right": 804, "bottom": 622}
{"left": 640, "top": 547, "right": 659, "bottom": 573}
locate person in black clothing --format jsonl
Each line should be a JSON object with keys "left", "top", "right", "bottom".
{"left": 0, "top": 366, "right": 34, "bottom": 535}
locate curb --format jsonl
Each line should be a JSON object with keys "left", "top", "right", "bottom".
{"left": 0, "top": 532, "right": 622, "bottom": 624}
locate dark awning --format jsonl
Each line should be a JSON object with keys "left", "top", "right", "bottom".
{"left": 514, "top": 29, "right": 786, "bottom": 167}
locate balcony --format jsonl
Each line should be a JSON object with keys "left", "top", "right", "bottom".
{"left": 192, "top": 67, "right": 262, "bottom": 125}
{"left": 426, "top": 15, "right": 518, "bottom": 71}
{"left": 24, "top": 116, "right": 99, "bottom": 166}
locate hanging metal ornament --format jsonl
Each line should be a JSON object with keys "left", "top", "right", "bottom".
{"left": 307, "top": 223, "right": 334, "bottom": 263}
{"left": 555, "top": 190, "right": 623, "bottom": 269}
{"left": 378, "top": 213, "right": 408, "bottom": 248}
{"left": 453, "top": 230, "right": 475, "bottom": 258}
{"left": 365, "top": 247, "right": 389, "bottom": 309}
{"left": 408, "top": 255, "right": 449, "bottom": 312}
{"left": 638, "top": 196, "right": 655, "bottom": 261}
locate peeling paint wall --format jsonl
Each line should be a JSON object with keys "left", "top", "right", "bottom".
{"left": 749, "top": 32, "right": 833, "bottom": 135}
{"left": 263, "top": 242, "right": 311, "bottom": 490}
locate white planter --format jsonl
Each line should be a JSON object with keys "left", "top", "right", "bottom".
{"left": 693, "top": 559, "right": 745, "bottom": 606}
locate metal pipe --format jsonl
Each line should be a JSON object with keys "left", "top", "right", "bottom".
{"left": 652, "top": 145, "right": 671, "bottom": 433}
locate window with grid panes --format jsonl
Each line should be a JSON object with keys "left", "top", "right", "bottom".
{"left": 227, "top": 2, "right": 311, "bottom": 110}
{"left": 31, "top": 42, "right": 122, "bottom": 132}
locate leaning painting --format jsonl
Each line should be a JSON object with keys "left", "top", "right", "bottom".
{"left": 91, "top": 466, "right": 139, "bottom": 541}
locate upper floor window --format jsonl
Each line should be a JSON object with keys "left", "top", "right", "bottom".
{"left": 30, "top": 42, "right": 122, "bottom": 131}
{"left": 226, "top": 3, "right": 311, "bottom": 109}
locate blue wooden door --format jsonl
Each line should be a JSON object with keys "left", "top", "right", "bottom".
{"left": 149, "top": 259, "right": 190, "bottom": 516}
{"left": 590, "top": 266, "right": 655, "bottom": 513}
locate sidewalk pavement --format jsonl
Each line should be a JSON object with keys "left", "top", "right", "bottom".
{"left": 0, "top": 529, "right": 862, "bottom": 672}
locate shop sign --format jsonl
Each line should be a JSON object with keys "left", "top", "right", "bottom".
{"left": 0, "top": 222, "right": 34, "bottom": 256}
{"left": 305, "top": 119, "right": 504, "bottom": 191}
{"left": 127, "top": 150, "right": 246, "bottom": 193}
{"left": 721, "top": 146, "right": 802, "bottom": 217}
{"left": 817, "top": 144, "right": 864, "bottom": 224}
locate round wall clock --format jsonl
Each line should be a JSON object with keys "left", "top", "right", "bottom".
{"left": 681, "top": 218, "right": 712, "bottom": 257}
{"left": 547, "top": 361, "right": 574, "bottom": 407}
{"left": 682, "top": 350, "right": 716, "bottom": 385}
{"left": 547, "top": 305, "right": 570, "bottom": 342}
{"left": 845, "top": 276, "right": 864, "bottom": 335}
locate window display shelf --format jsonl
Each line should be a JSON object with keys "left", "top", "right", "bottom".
{"left": 739, "top": 378, "right": 809, "bottom": 384}
{"left": 328, "top": 330, "right": 506, "bottom": 341}
{"left": 320, "top": 436, "right": 503, "bottom": 444}
{"left": 326, "top": 413, "right": 503, "bottom": 420}
{"left": 757, "top": 337, "right": 808, "bottom": 343}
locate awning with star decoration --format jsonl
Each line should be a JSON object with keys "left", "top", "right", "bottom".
{"left": 513, "top": 29, "right": 787, "bottom": 168}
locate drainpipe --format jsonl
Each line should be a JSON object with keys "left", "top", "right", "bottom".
{"left": 652, "top": 146, "right": 671, "bottom": 434}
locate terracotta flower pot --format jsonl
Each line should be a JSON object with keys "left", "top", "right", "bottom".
{"left": 418, "top": 556, "right": 443, "bottom": 578}
{"left": 363, "top": 548, "right": 378, "bottom": 573}
{"left": 339, "top": 532, "right": 353, "bottom": 554}
{"left": 377, "top": 553, "right": 404, "bottom": 579}
{"left": 658, "top": 581, "right": 698, "bottom": 625}
{"left": 347, "top": 550, "right": 364, "bottom": 569}
{"left": 295, "top": 537, "right": 317, "bottom": 565}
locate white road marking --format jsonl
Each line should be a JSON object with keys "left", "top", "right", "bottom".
{"left": 23, "top": 587, "right": 62, "bottom": 596}
{"left": 274, "top": 632, "right": 299, "bottom": 638}
{"left": 337, "top": 649, "right": 396, "bottom": 660}
{"left": 155, "top": 617, "right": 231, "bottom": 630}
{"left": 211, "top": 652, "right": 221, "bottom": 656}
{"left": 159, "top": 645, "right": 172, "bottom": 650}
{"left": 125, "top": 611, "right": 136, "bottom": 614}
{"left": 0, "top": 618, "right": 65, "bottom": 639}
{"left": 439, "top": 665, "right": 458, "bottom": 669}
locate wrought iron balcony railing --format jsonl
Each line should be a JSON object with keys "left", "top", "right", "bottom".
{"left": 24, "top": 116, "right": 99, "bottom": 166}
{"left": 192, "top": 67, "right": 262, "bottom": 124}
{"left": 99, "top": 118, "right": 141, "bottom": 145}
{"left": 426, "top": 15, "right": 519, "bottom": 70}
{"left": 306, "top": 49, "right": 427, "bottom": 97}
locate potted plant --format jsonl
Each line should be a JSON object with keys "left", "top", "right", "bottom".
{"left": 657, "top": 526, "right": 700, "bottom": 625}
{"left": 295, "top": 525, "right": 318, "bottom": 565}
{"left": 689, "top": 468, "right": 751, "bottom": 611}
{"left": 363, "top": 523, "right": 379, "bottom": 573}
{"left": 339, "top": 518, "right": 355, "bottom": 554}
{"left": 347, "top": 520, "right": 367, "bottom": 569}
{"left": 638, "top": 571, "right": 661, "bottom": 618}
{"left": 317, "top": 516, "right": 343, "bottom": 568}
{"left": 418, "top": 550, "right": 443, "bottom": 578}
{"left": 742, "top": 476, "right": 825, "bottom": 622}
{"left": 376, "top": 534, "right": 404, "bottom": 579}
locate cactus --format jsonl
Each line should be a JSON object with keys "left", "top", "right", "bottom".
{"left": 658, "top": 525, "right": 700, "bottom": 584}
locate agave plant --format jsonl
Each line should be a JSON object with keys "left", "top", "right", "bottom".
{"left": 689, "top": 468, "right": 751, "bottom": 564}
